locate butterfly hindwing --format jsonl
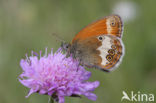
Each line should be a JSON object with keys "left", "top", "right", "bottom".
{"left": 70, "top": 34, "right": 124, "bottom": 72}
{"left": 70, "top": 36, "right": 102, "bottom": 67}
{"left": 96, "top": 35, "right": 124, "bottom": 71}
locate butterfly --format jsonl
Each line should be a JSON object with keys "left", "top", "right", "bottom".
{"left": 61, "top": 15, "right": 124, "bottom": 72}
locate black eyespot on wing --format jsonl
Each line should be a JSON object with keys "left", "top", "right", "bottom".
{"left": 98, "top": 36, "right": 103, "bottom": 40}
{"left": 108, "top": 49, "right": 115, "bottom": 56}
{"left": 111, "top": 45, "right": 116, "bottom": 49}
{"left": 111, "top": 22, "right": 116, "bottom": 26}
{"left": 106, "top": 55, "right": 113, "bottom": 62}
{"left": 110, "top": 19, "right": 116, "bottom": 27}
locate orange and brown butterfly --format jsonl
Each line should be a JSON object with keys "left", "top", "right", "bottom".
{"left": 61, "top": 15, "right": 124, "bottom": 72}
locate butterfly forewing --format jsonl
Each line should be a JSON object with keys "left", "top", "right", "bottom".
{"left": 72, "top": 15, "right": 123, "bottom": 43}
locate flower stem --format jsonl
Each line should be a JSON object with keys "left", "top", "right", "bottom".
{"left": 48, "top": 96, "right": 54, "bottom": 103}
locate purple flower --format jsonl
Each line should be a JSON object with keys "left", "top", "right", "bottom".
{"left": 19, "top": 48, "right": 99, "bottom": 103}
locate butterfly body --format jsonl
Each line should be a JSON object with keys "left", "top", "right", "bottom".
{"left": 62, "top": 15, "right": 124, "bottom": 72}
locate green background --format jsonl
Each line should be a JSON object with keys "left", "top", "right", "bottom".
{"left": 0, "top": 0, "right": 156, "bottom": 103}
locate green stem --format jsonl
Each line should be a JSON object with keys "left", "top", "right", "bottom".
{"left": 48, "top": 96, "right": 54, "bottom": 103}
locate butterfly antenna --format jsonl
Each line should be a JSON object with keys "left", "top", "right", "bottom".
{"left": 51, "top": 33, "right": 66, "bottom": 44}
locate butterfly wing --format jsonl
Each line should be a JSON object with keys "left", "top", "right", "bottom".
{"left": 96, "top": 35, "right": 124, "bottom": 71}
{"left": 70, "top": 36, "right": 102, "bottom": 69}
{"left": 70, "top": 35, "right": 124, "bottom": 72}
{"left": 70, "top": 15, "right": 124, "bottom": 72}
{"left": 72, "top": 15, "right": 123, "bottom": 43}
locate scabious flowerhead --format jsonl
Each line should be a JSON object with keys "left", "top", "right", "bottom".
{"left": 19, "top": 48, "right": 99, "bottom": 103}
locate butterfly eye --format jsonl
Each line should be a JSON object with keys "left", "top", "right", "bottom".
{"left": 98, "top": 36, "right": 103, "bottom": 41}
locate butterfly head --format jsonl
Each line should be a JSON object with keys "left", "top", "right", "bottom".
{"left": 61, "top": 42, "right": 71, "bottom": 52}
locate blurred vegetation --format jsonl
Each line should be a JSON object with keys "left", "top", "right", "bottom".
{"left": 0, "top": 0, "right": 156, "bottom": 103}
